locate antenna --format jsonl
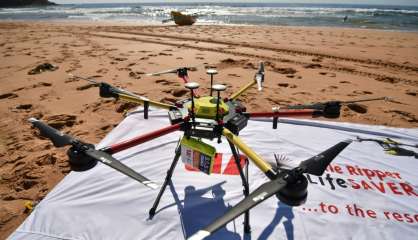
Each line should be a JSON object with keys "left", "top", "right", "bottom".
{"left": 185, "top": 82, "right": 200, "bottom": 125}
{"left": 206, "top": 68, "right": 218, "bottom": 96}
{"left": 212, "top": 84, "right": 227, "bottom": 122}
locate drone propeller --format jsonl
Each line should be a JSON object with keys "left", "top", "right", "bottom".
{"left": 299, "top": 140, "right": 351, "bottom": 176}
{"left": 29, "top": 117, "right": 74, "bottom": 147}
{"left": 188, "top": 139, "right": 352, "bottom": 240}
{"left": 255, "top": 62, "right": 265, "bottom": 91}
{"left": 146, "top": 64, "right": 205, "bottom": 77}
{"left": 146, "top": 66, "right": 197, "bottom": 76}
{"left": 28, "top": 118, "right": 158, "bottom": 189}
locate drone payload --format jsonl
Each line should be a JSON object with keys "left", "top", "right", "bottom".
{"left": 30, "top": 62, "right": 390, "bottom": 239}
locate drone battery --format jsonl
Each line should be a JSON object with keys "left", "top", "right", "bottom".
{"left": 180, "top": 136, "right": 216, "bottom": 175}
{"left": 168, "top": 110, "right": 183, "bottom": 124}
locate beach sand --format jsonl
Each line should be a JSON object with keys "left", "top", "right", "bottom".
{"left": 0, "top": 21, "right": 417, "bottom": 238}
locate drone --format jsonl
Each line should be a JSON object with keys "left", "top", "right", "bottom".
{"left": 29, "top": 63, "right": 388, "bottom": 239}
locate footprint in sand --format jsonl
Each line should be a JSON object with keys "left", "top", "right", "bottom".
{"left": 171, "top": 88, "right": 189, "bottom": 97}
{"left": 278, "top": 83, "right": 297, "bottom": 88}
{"left": 272, "top": 67, "right": 297, "bottom": 75}
{"left": 405, "top": 90, "right": 417, "bottom": 96}
{"left": 353, "top": 90, "right": 373, "bottom": 95}
{"left": 155, "top": 79, "right": 175, "bottom": 86}
{"left": 385, "top": 110, "right": 418, "bottom": 123}
{"left": 303, "top": 63, "right": 322, "bottom": 69}
{"left": 32, "top": 82, "right": 52, "bottom": 88}
{"left": 97, "top": 68, "right": 109, "bottom": 74}
{"left": 293, "top": 92, "right": 312, "bottom": 96}
{"left": 228, "top": 73, "right": 241, "bottom": 77}
{"left": 319, "top": 72, "right": 336, "bottom": 77}
{"left": 0, "top": 92, "right": 18, "bottom": 99}
{"left": 16, "top": 104, "right": 33, "bottom": 110}
{"left": 339, "top": 81, "right": 351, "bottom": 84}
{"left": 76, "top": 83, "right": 99, "bottom": 91}
{"left": 129, "top": 71, "right": 144, "bottom": 79}
{"left": 43, "top": 114, "right": 77, "bottom": 130}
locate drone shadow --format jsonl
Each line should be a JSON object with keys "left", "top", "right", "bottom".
{"left": 258, "top": 201, "right": 294, "bottom": 240}
{"left": 168, "top": 181, "right": 241, "bottom": 240}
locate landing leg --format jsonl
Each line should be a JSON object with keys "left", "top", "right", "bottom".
{"left": 227, "top": 140, "right": 251, "bottom": 234}
{"left": 149, "top": 145, "right": 181, "bottom": 218}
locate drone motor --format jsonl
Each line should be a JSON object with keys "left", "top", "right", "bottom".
{"left": 276, "top": 172, "right": 308, "bottom": 206}
{"left": 67, "top": 144, "right": 98, "bottom": 171}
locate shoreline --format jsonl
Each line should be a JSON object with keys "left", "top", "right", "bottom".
{"left": 1, "top": 19, "right": 418, "bottom": 33}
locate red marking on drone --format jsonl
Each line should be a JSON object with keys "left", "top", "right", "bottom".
{"left": 184, "top": 153, "right": 247, "bottom": 175}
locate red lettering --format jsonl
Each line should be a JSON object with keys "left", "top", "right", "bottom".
{"left": 375, "top": 170, "right": 386, "bottom": 181}
{"left": 346, "top": 165, "right": 359, "bottom": 176}
{"left": 404, "top": 213, "right": 414, "bottom": 223}
{"left": 387, "top": 182, "right": 403, "bottom": 195}
{"left": 360, "top": 180, "right": 372, "bottom": 190}
{"left": 392, "top": 212, "right": 404, "bottom": 222}
{"left": 363, "top": 169, "right": 375, "bottom": 180}
{"left": 370, "top": 181, "right": 386, "bottom": 193}
{"left": 348, "top": 179, "right": 361, "bottom": 189}
{"left": 399, "top": 182, "right": 418, "bottom": 197}
{"left": 366, "top": 210, "right": 377, "bottom": 218}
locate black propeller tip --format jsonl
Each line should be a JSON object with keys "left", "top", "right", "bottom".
{"left": 299, "top": 139, "right": 352, "bottom": 176}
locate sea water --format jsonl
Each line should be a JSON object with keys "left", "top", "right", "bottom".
{"left": 0, "top": 2, "right": 417, "bottom": 31}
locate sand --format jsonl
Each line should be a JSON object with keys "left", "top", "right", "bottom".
{"left": 0, "top": 21, "right": 417, "bottom": 238}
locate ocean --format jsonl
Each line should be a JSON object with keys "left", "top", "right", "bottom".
{"left": 0, "top": 2, "right": 417, "bottom": 31}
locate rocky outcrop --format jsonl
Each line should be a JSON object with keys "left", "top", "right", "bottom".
{"left": 0, "top": 0, "right": 56, "bottom": 8}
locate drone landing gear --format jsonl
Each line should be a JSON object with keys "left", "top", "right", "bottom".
{"left": 228, "top": 140, "right": 251, "bottom": 234}
{"left": 149, "top": 145, "right": 182, "bottom": 218}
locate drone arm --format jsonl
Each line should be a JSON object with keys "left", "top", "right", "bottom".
{"left": 222, "top": 128, "right": 276, "bottom": 179}
{"left": 246, "top": 109, "right": 318, "bottom": 118}
{"left": 229, "top": 80, "right": 256, "bottom": 101}
{"left": 117, "top": 93, "right": 175, "bottom": 110}
{"left": 102, "top": 122, "right": 183, "bottom": 154}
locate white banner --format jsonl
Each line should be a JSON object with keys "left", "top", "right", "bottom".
{"left": 9, "top": 108, "right": 418, "bottom": 240}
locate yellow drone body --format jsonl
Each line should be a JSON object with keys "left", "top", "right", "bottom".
{"left": 188, "top": 96, "right": 229, "bottom": 119}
